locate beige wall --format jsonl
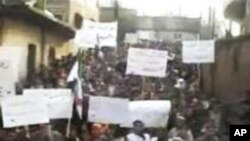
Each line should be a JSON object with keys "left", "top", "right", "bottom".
{"left": 69, "top": 0, "right": 99, "bottom": 26}
{"left": 0, "top": 18, "right": 73, "bottom": 80}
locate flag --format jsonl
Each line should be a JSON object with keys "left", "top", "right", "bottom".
{"left": 68, "top": 60, "right": 83, "bottom": 119}
{"left": 67, "top": 61, "right": 79, "bottom": 82}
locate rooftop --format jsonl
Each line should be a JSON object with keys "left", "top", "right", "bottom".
{"left": 136, "top": 16, "right": 201, "bottom": 33}
{"left": 0, "top": 4, "right": 76, "bottom": 39}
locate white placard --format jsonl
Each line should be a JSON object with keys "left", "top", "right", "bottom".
{"left": 182, "top": 40, "right": 215, "bottom": 63}
{"left": 97, "top": 22, "right": 118, "bottom": 47}
{"left": 126, "top": 48, "right": 168, "bottom": 77}
{"left": 1, "top": 95, "right": 49, "bottom": 128}
{"left": 24, "top": 89, "right": 73, "bottom": 119}
{"left": 125, "top": 33, "right": 138, "bottom": 44}
{"left": 123, "top": 101, "right": 171, "bottom": 128}
{"left": 88, "top": 96, "right": 129, "bottom": 124}
{"left": 75, "top": 20, "right": 97, "bottom": 49}
{"left": 0, "top": 59, "right": 15, "bottom": 97}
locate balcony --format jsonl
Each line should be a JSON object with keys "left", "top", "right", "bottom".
{"left": 224, "top": 0, "right": 246, "bottom": 22}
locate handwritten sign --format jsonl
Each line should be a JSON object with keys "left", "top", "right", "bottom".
{"left": 88, "top": 96, "right": 129, "bottom": 124}
{"left": 75, "top": 20, "right": 98, "bottom": 49}
{"left": 126, "top": 48, "right": 168, "bottom": 77}
{"left": 75, "top": 21, "right": 118, "bottom": 48}
{"left": 0, "top": 59, "right": 15, "bottom": 97}
{"left": 24, "top": 89, "right": 73, "bottom": 119}
{"left": 122, "top": 101, "right": 171, "bottom": 128}
{"left": 97, "top": 22, "right": 118, "bottom": 47}
{"left": 1, "top": 95, "right": 49, "bottom": 128}
{"left": 182, "top": 40, "right": 215, "bottom": 63}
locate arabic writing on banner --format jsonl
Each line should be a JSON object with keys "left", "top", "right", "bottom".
{"left": 1, "top": 95, "right": 49, "bottom": 128}
{"left": 0, "top": 59, "right": 15, "bottom": 97}
{"left": 24, "top": 89, "right": 73, "bottom": 119}
{"left": 75, "top": 20, "right": 98, "bottom": 48}
{"left": 75, "top": 20, "right": 118, "bottom": 48}
{"left": 182, "top": 40, "right": 215, "bottom": 63}
{"left": 126, "top": 48, "right": 168, "bottom": 78}
{"left": 88, "top": 96, "right": 129, "bottom": 124}
{"left": 123, "top": 100, "right": 171, "bottom": 128}
{"left": 97, "top": 22, "right": 118, "bottom": 47}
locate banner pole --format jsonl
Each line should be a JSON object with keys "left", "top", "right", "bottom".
{"left": 66, "top": 118, "right": 71, "bottom": 138}
{"left": 25, "top": 125, "right": 30, "bottom": 139}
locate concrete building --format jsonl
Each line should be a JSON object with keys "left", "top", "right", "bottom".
{"left": 47, "top": 0, "right": 99, "bottom": 29}
{"left": 99, "top": 7, "right": 137, "bottom": 42}
{"left": 224, "top": 0, "right": 250, "bottom": 34}
{"left": 136, "top": 16, "right": 201, "bottom": 42}
{"left": 0, "top": 4, "right": 75, "bottom": 80}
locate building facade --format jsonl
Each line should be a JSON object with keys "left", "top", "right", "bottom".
{"left": 0, "top": 4, "right": 75, "bottom": 81}
{"left": 47, "top": 0, "right": 99, "bottom": 29}
{"left": 136, "top": 17, "right": 201, "bottom": 41}
{"left": 224, "top": 0, "right": 250, "bottom": 34}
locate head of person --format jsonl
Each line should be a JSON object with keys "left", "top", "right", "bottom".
{"left": 90, "top": 123, "right": 103, "bottom": 137}
{"left": 133, "top": 120, "right": 145, "bottom": 134}
{"left": 175, "top": 115, "right": 186, "bottom": 129}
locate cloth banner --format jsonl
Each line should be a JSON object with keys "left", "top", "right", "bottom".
{"left": 182, "top": 40, "right": 215, "bottom": 63}
{"left": 88, "top": 96, "right": 129, "bottom": 124}
{"left": 126, "top": 48, "right": 168, "bottom": 77}
{"left": 122, "top": 100, "right": 171, "bottom": 128}
{"left": 75, "top": 21, "right": 118, "bottom": 48}
{"left": 97, "top": 22, "right": 118, "bottom": 47}
{"left": 75, "top": 20, "right": 98, "bottom": 49}
{"left": 24, "top": 89, "right": 73, "bottom": 119}
{"left": 1, "top": 95, "right": 49, "bottom": 128}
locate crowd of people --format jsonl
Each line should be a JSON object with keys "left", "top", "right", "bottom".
{"left": 0, "top": 40, "right": 229, "bottom": 141}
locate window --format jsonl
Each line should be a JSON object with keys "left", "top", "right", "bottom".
{"left": 74, "top": 13, "right": 83, "bottom": 29}
{"left": 27, "top": 44, "right": 36, "bottom": 81}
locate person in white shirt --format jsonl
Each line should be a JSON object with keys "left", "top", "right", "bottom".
{"left": 126, "top": 120, "right": 151, "bottom": 141}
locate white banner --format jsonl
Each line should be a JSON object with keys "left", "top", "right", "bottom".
{"left": 0, "top": 59, "right": 15, "bottom": 97}
{"left": 125, "top": 33, "right": 138, "bottom": 44}
{"left": 126, "top": 48, "right": 168, "bottom": 77}
{"left": 75, "top": 21, "right": 118, "bottom": 48}
{"left": 75, "top": 20, "right": 97, "bottom": 49}
{"left": 88, "top": 96, "right": 129, "bottom": 124}
{"left": 1, "top": 95, "right": 49, "bottom": 128}
{"left": 123, "top": 101, "right": 171, "bottom": 128}
{"left": 24, "top": 89, "right": 73, "bottom": 119}
{"left": 182, "top": 40, "right": 215, "bottom": 63}
{"left": 97, "top": 22, "right": 118, "bottom": 47}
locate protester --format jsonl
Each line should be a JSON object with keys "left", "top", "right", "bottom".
{"left": 30, "top": 124, "right": 65, "bottom": 141}
{"left": 0, "top": 39, "right": 226, "bottom": 141}
{"left": 168, "top": 115, "right": 194, "bottom": 141}
{"left": 126, "top": 120, "right": 151, "bottom": 141}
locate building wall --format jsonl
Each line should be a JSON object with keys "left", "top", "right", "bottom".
{"left": 47, "top": 0, "right": 99, "bottom": 25}
{"left": 0, "top": 18, "right": 72, "bottom": 80}
{"left": 47, "top": 0, "right": 70, "bottom": 21}
{"left": 137, "top": 30, "right": 199, "bottom": 41}
{"left": 201, "top": 36, "right": 250, "bottom": 104}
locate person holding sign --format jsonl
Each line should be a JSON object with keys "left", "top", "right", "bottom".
{"left": 126, "top": 120, "right": 151, "bottom": 141}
